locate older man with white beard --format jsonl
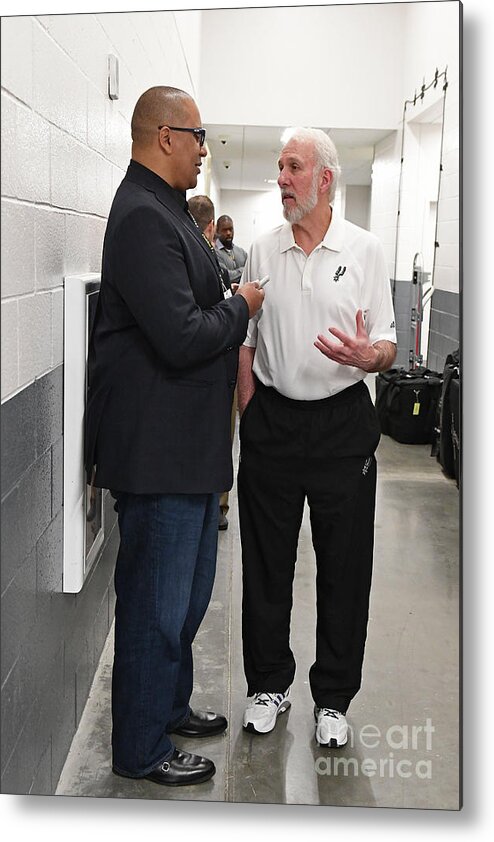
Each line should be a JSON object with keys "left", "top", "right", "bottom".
{"left": 237, "top": 128, "right": 397, "bottom": 748}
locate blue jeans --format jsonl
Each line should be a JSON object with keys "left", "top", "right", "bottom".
{"left": 111, "top": 491, "right": 219, "bottom": 777}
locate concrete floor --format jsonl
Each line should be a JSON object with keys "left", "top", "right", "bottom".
{"left": 56, "top": 409, "right": 460, "bottom": 810}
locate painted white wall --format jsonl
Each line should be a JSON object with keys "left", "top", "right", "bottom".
{"left": 217, "top": 188, "right": 284, "bottom": 254}
{"left": 187, "top": 162, "right": 222, "bottom": 225}
{"left": 344, "top": 185, "right": 370, "bottom": 230}
{"left": 208, "top": 173, "right": 222, "bottom": 226}
{"left": 174, "top": 10, "right": 202, "bottom": 99}
{"left": 392, "top": 119, "right": 442, "bottom": 281}
{"left": 1, "top": 10, "right": 200, "bottom": 402}
{"left": 217, "top": 183, "right": 346, "bottom": 255}
{"left": 370, "top": 131, "right": 402, "bottom": 278}
{"left": 199, "top": 4, "right": 406, "bottom": 130}
{"left": 402, "top": 0, "right": 460, "bottom": 96}
{"left": 369, "top": 1, "right": 460, "bottom": 293}
{"left": 434, "top": 74, "right": 460, "bottom": 294}
{"left": 1, "top": 2, "right": 460, "bottom": 403}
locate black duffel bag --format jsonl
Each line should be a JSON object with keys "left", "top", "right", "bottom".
{"left": 433, "top": 349, "right": 460, "bottom": 480}
{"left": 449, "top": 376, "right": 460, "bottom": 486}
{"left": 375, "top": 367, "right": 443, "bottom": 444}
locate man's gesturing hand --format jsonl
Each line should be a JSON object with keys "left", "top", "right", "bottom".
{"left": 314, "top": 309, "right": 380, "bottom": 372}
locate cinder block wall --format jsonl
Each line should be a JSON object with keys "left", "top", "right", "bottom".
{"left": 1, "top": 10, "right": 200, "bottom": 794}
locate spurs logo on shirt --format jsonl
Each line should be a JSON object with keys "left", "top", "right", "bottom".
{"left": 241, "top": 214, "right": 398, "bottom": 401}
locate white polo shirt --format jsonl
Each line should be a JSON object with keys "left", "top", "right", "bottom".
{"left": 241, "top": 212, "right": 397, "bottom": 400}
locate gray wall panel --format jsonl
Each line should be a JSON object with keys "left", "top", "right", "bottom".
{"left": 51, "top": 437, "right": 63, "bottom": 517}
{"left": 427, "top": 289, "right": 460, "bottom": 371}
{"left": 1, "top": 488, "right": 21, "bottom": 599}
{"left": 36, "top": 368, "right": 63, "bottom": 458}
{"left": 16, "top": 451, "right": 53, "bottom": 575}
{"left": 30, "top": 742, "right": 52, "bottom": 796}
{"left": 392, "top": 283, "right": 460, "bottom": 373}
{"left": 1, "top": 364, "right": 118, "bottom": 795}
{"left": 0, "top": 548, "right": 37, "bottom": 684}
{"left": 1, "top": 387, "right": 36, "bottom": 498}
{"left": 433, "top": 287, "right": 460, "bottom": 316}
{"left": 37, "top": 510, "right": 64, "bottom": 593}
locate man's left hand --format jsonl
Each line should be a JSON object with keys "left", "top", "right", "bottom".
{"left": 314, "top": 309, "right": 379, "bottom": 372}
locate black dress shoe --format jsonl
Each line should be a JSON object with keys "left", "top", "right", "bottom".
{"left": 170, "top": 709, "right": 228, "bottom": 738}
{"left": 113, "top": 749, "right": 215, "bottom": 786}
{"left": 146, "top": 749, "right": 215, "bottom": 786}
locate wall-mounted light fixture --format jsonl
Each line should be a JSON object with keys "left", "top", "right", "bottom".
{"left": 108, "top": 54, "right": 119, "bottom": 100}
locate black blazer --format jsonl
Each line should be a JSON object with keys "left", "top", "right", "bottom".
{"left": 85, "top": 160, "right": 250, "bottom": 494}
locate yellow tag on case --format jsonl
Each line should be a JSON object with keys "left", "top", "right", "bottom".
{"left": 413, "top": 402, "right": 421, "bottom": 415}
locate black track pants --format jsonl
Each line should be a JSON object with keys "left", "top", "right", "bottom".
{"left": 237, "top": 379, "right": 381, "bottom": 714}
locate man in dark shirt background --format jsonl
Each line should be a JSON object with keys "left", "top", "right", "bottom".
{"left": 215, "top": 214, "right": 248, "bottom": 287}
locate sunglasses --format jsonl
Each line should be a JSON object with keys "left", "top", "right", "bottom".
{"left": 158, "top": 126, "right": 206, "bottom": 147}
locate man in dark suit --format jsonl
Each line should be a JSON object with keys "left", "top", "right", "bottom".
{"left": 85, "top": 86, "right": 264, "bottom": 787}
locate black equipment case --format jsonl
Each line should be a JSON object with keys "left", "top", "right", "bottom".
{"left": 432, "top": 349, "right": 460, "bottom": 485}
{"left": 375, "top": 367, "right": 443, "bottom": 445}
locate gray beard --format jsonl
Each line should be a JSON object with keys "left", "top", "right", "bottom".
{"left": 281, "top": 172, "right": 319, "bottom": 224}
{"left": 283, "top": 201, "right": 315, "bottom": 224}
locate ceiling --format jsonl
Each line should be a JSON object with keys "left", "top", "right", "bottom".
{"left": 205, "top": 124, "right": 395, "bottom": 193}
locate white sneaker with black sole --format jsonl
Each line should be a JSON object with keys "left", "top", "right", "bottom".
{"left": 314, "top": 707, "right": 348, "bottom": 747}
{"left": 243, "top": 689, "right": 291, "bottom": 734}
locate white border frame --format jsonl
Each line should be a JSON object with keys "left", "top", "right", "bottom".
{"left": 63, "top": 273, "right": 104, "bottom": 593}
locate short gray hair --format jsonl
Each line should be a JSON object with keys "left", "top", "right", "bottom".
{"left": 282, "top": 127, "right": 341, "bottom": 204}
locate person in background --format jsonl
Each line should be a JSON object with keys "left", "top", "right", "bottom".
{"left": 187, "top": 194, "right": 216, "bottom": 242}
{"left": 215, "top": 215, "right": 248, "bottom": 288}
{"left": 187, "top": 194, "right": 230, "bottom": 292}
{"left": 85, "top": 86, "right": 264, "bottom": 787}
{"left": 188, "top": 195, "right": 238, "bottom": 531}
{"left": 237, "top": 127, "right": 397, "bottom": 748}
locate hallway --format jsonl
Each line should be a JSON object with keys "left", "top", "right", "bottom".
{"left": 56, "top": 421, "right": 460, "bottom": 810}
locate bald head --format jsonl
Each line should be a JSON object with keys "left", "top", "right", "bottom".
{"left": 130, "top": 85, "right": 206, "bottom": 193}
{"left": 216, "top": 215, "right": 232, "bottom": 229}
{"left": 131, "top": 86, "right": 192, "bottom": 148}
{"left": 216, "top": 215, "right": 234, "bottom": 249}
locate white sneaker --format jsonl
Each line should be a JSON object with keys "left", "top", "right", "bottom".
{"left": 243, "top": 689, "right": 291, "bottom": 734}
{"left": 314, "top": 707, "right": 348, "bottom": 747}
